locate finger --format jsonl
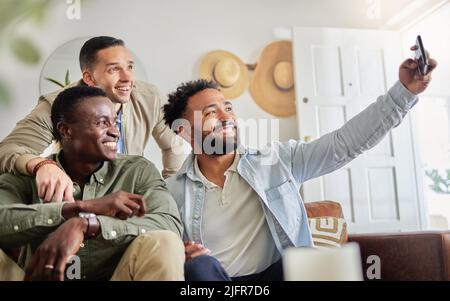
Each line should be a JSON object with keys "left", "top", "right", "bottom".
{"left": 43, "top": 180, "right": 56, "bottom": 203}
{"left": 52, "top": 255, "right": 68, "bottom": 281}
{"left": 186, "top": 243, "right": 204, "bottom": 254}
{"left": 184, "top": 244, "right": 200, "bottom": 255}
{"left": 428, "top": 57, "right": 438, "bottom": 71}
{"left": 401, "top": 58, "right": 417, "bottom": 70}
{"left": 124, "top": 200, "right": 141, "bottom": 217}
{"left": 134, "top": 199, "right": 147, "bottom": 217}
{"left": 53, "top": 181, "right": 64, "bottom": 203}
{"left": 117, "top": 204, "right": 133, "bottom": 219}
{"left": 190, "top": 248, "right": 211, "bottom": 259}
{"left": 24, "top": 253, "right": 40, "bottom": 281}
{"left": 43, "top": 252, "right": 57, "bottom": 281}
{"left": 63, "top": 182, "right": 75, "bottom": 203}
{"left": 38, "top": 181, "right": 48, "bottom": 200}
{"left": 32, "top": 251, "right": 49, "bottom": 281}
{"left": 126, "top": 193, "right": 144, "bottom": 201}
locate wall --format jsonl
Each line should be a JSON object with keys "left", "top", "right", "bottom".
{"left": 401, "top": 1, "right": 450, "bottom": 97}
{"left": 0, "top": 0, "right": 432, "bottom": 170}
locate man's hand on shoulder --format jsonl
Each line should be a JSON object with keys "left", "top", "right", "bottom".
{"left": 27, "top": 157, "right": 75, "bottom": 203}
{"left": 399, "top": 45, "right": 438, "bottom": 95}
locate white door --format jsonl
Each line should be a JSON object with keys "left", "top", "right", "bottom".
{"left": 293, "top": 27, "right": 421, "bottom": 233}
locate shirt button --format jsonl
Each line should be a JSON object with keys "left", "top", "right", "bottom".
{"left": 99, "top": 178, "right": 104, "bottom": 183}
{"left": 80, "top": 243, "right": 85, "bottom": 248}
{"left": 140, "top": 229, "right": 146, "bottom": 234}
{"left": 73, "top": 188, "right": 76, "bottom": 193}
{"left": 13, "top": 225, "right": 19, "bottom": 231}
{"left": 47, "top": 218, "right": 54, "bottom": 225}
{"left": 110, "top": 230, "right": 117, "bottom": 238}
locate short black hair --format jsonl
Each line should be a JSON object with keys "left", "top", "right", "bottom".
{"left": 51, "top": 86, "right": 107, "bottom": 141}
{"left": 79, "top": 36, "right": 125, "bottom": 71}
{"left": 163, "top": 79, "right": 220, "bottom": 131}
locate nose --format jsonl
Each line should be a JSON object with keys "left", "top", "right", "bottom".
{"left": 119, "top": 68, "right": 133, "bottom": 82}
{"left": 108, "top": 123, "right": 120, "bottom": 138}
{"left": 217, "top": 108, "right": 233, "bottom": 122}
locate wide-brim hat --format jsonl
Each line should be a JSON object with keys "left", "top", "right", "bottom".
{"left": 250, "top": 40, "right": 296, "bottom": 117}
{"left": 200, "top": 50, "right": 249, "bottom": 100}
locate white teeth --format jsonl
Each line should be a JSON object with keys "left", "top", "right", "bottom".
{"left": 103, "top": 142, "right": 117, "bottom": 149}
{"left": 116, "top": 87, "right": 130, "bottom": 92}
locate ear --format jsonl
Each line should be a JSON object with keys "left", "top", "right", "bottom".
{"left": 177, "top": 125, "right": 188, "bottom": 141}
{"left": 82, "top": 70, "right": 96, "bottom": 87}
{"left": 57, "top": 122, "right": 72, "bottom": 141}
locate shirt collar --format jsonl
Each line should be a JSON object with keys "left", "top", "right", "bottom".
{"left": 54, "top": 151, "right": 109, "bottom": 185}
{"left": 192, "top": 152, "right": 240, "bottom": 189}
{"left": 176, "top": 145, "right": 258, "bottom": 180}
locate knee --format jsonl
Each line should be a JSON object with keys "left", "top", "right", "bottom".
{"left": 135, "top": 230, "right": 184, "bottom": 256}
{"left": 185, "top": 255, "right": 225, "bottom": 280}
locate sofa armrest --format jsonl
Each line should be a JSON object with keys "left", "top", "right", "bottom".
{"left": 348, "top": 231, "right": 450, "bottom": 281}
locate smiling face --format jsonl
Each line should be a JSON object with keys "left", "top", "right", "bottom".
{"left": 83, "top": 46, "right": 134, "bottom": 104}
{"left": 182, "top": 88, "right": 238, "bottom": 155}
{"left": 59, "top": 96, "right": 119, "bottom": 162}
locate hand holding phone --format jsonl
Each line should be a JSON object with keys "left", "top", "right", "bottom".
{"left": 415, "top": 35, "right": 429, "bottom": 75}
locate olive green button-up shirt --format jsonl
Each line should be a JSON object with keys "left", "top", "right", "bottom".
{"left": 0, "top": 153, "right": 183, "bottom": 280}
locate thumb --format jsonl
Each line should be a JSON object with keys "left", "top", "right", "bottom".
{"left": 401, "top": 58, "right": 417, "bottom": 70}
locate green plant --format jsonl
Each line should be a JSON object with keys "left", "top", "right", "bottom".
{"left": 45, "top": 70, "right": 71, "bottom": 88}
{"left": 0, "top": 0, "right": 55, "bottom": 105}
{"left": 425, "top": 169, "right": 450, "bottom": 194}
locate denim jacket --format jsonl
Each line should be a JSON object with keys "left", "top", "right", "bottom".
{"left": 166, "top": 81, "right": 418, "bottom": 253}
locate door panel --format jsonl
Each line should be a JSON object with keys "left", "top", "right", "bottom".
{"left": 293, "top": 27, "right": 420, "bottom": 233}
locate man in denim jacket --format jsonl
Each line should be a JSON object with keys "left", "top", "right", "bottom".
{"left": 164, "top": 51, "right": 437, "bottom": 281}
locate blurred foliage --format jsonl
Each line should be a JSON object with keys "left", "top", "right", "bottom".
{"left": 0, "top": 80, "right": 11, "bottom": 104}
{"left": 426, "top": 169, "right": 450, "bottom": 195}
{"left": 0, "top": 0, "right": 55, "bottom": 105}
{"left": 45, "top": 70, "right": 71, "bottom": 88}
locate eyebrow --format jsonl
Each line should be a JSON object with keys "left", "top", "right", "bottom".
{"left": 94, "top": 114, "right": 116, "bottom": 120}
{"left": 202, "top": 101, "right": 233, "bottom": 113}
{"left": 105, "top": 60, "right": 135, "bottom": 67}
{"left": 202, "top": 103, "right": 218, "bottom": 113}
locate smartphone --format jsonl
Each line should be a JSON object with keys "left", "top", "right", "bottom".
{"left": 415, "top": 35, "right": 429, "bottom": 75}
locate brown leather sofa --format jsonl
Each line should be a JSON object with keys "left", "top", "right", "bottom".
{"left": 305, "top": 201, "right": 450, "bottom": 281}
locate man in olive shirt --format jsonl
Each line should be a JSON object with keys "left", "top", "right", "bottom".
{"left": 0, "top": 86, "right": 184, "bottom": 281}
{"left": 0, "top": 36, "right": 185, "bottom": 205}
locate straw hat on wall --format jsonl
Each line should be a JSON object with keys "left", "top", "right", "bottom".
{"left": 250, "top": 40, "right": 296, "bottom": 117}
{"left": 200, "top": 50, "right": 249, "bottom": 100}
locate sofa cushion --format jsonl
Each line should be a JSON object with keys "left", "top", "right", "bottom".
{"left": 308, "top": 216, "right": 348, "bottom": 247}
{"left": 305, "top": 201, "right": 344, "bottom": 219}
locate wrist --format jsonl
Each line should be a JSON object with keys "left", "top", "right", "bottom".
{"left": 78, "top": 212, "right": 100, "bottom": 239}
{"left": 32, "top": 159, "right": 61, "bottom": 176}
{"left": 26, "top": 157, "right": 44, "bottom": 175}
{"left": 62, "top": 201, "right": 84, "bottom": 220}
{"left": 72, "top": 217, "right": 89, "bottom": 236}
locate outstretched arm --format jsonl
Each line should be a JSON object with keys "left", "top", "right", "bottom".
{"left": 289, "top": 49, "right": 437, "bottom": 184}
